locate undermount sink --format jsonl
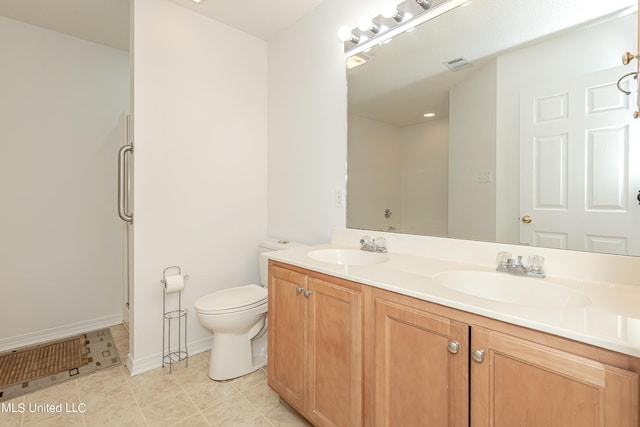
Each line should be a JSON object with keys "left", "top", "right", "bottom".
{"left": 307, "top": 249, "right": 389, "bottom": 266}
{"left": 432, "top": 270, "right": 591, "bottom": 309}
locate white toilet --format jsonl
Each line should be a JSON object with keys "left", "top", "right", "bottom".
{"left": 194, "top": 239, "right": 304, "bottom": 380}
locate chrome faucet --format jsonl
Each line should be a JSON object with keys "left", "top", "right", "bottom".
{"left": 360, "top": 235, "right": 387, "bottom": 253}
{"left": 496, "top": 252, "right": 545, "bottom": 278}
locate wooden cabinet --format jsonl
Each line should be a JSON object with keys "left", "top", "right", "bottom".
{"left": 471, "top": 327, "right": 638, "bottom": 427}
{"left": 267, "top": 265, "right": 306, "bottom": 412}
{"left": 371, "top": 288, "right": 639, "bottom": 427}
{"left": 270, "top": 263, "right": 639, "bottom": 427}
{"left": 373, "top": 298, "right": 469, "bottom": 426}
{"left": 268, "top": 263, "right": 364, "bottom": 427}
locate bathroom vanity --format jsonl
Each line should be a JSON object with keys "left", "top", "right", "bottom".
{"left": 279, "top": 0, "right": 640, "bottom": 423}
{"left": 265, "top": 232, "right": 640, "bottom": 426}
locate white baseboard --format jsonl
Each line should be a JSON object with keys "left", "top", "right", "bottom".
{"left": 127, "top": 336, "right": 212, "bottom": 376}
{"left": 0, "top": 314, "right": 123, "bottom": 352}
{"left": 125, "top": 353, "right": 135, "bottom": 375}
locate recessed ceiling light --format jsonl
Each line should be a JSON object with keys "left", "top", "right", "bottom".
{"left": 346, "top": 54, "right": 368, "bottom": 69}
{"left": 423, "top": 112, "right": 436, "bottom": 118}
{"left": 192, "top": 0, "right": 205, "bottom": 3}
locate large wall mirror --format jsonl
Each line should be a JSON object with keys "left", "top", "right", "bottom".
{"left": 347, "top": 0, "right": 640, "bottom": 256}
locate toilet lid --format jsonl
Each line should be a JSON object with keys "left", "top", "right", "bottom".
{"left": 194, "top": 284, "right": 268, "bottom": 314}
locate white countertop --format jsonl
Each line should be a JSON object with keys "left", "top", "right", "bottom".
{"left": 265, "top": 243, "right": 640, "bottom": 358}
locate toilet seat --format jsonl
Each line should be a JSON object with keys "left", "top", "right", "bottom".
{"left": 195, "top": 284, "right": 268, "bottom": 315}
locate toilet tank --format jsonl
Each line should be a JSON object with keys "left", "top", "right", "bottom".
{"left": 258, "top": 239, "right": 305, "bottom": 286}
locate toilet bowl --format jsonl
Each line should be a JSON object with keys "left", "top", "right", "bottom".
{"left": 194, "top": 239, "right": 304, "bottom": 380}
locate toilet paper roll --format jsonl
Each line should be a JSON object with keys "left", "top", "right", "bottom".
{"left": 164, "top": 274, "right": 185, "bottom": 294}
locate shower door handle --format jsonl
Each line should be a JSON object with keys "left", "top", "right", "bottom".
{"left": 118, "top": 144, "right": 133, "bottom": 223}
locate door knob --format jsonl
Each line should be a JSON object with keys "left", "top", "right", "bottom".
{"left": 447, "top": 341, "right": 460, "bottom": 354}
{"left": 471, "top": 349, "right": 485, "bottom": 363}
{"left": 622, "top": 51, "right": 639, "bottom": 65}
{"left": 296, "top": 286, "right": 304, "bottom": 295}
{"left": 303, "top": 289, "right": 312, "bottom": 298}
{"left": 521, "top": 215, "right": 532, "bottom": 224}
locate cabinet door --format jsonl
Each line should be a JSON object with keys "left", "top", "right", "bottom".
{"left": 306, "top": 277, "right": 363, "bottom": 427}
{"left": 471, "top": 327, "right": 639, "bottom": 427}
{"left": 373, "top": 298, "right": 469, "bottom": 427}
{"left": 267, "top": 265, "right": 307, "bottom": 413}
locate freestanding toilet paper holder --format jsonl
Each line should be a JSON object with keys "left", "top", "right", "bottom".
{"left": 161, "top": 265, "right": 189, "bottom": 373}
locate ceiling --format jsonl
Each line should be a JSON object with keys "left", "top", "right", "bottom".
{"left": 0, "top": 0, "right": 325, "bottom": 51}
{"left": 0, "top": 0, "right": 130, "bottom": 51}
{"left": 169, "top": 0, "right": 325, "bottom": 41}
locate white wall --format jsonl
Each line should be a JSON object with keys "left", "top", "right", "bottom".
{"left": 346, "top": 115, "right": 449, "bottom": 235}
{"left": 347, "top": 114, "right": 401, "bottom": 231}
{"left": 399, "top": 119, "right": 449, "bottom": 236}
{"left": 0, "top": 17, "right": 129, "bottom": 350}
{"left": 130, "top": 0, "right": 268, "bottom": 373}
{"left": 267, "top": 0, "right": 376, "bottom": 244}
{"left": 449, "top": 60, "right": 497, "bottom": 241}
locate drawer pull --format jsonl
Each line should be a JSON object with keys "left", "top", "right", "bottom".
{"left": 471, "top": 349, "right": 485, "bottom": 363}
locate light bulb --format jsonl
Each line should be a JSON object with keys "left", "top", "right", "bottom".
{"left": 381, "top": 0, "right": 409, "bottom": 23}
{"left": 357, "top": 14, "right": 374, "bottom": 32}
{"left": 358, "top": 14, "right": 382, "bottom": 34}
{"left": 338, "top": 25, "right": 354, "bottom": 42}
{"left": 380, "top": 0, "right": 399, "bottom": 19}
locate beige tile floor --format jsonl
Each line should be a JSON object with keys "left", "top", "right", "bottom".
{"left": 0, "top": 325, "right": 310, "bottom": 427}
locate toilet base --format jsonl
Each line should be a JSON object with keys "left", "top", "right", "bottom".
{"left": 208, "top": 329, "right": 268, "bottom": 381}
{"left": 251, "top": 355, "right": 267, "bottom": 371}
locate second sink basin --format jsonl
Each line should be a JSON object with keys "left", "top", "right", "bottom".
{"left": 307, "top": 249, "right": 389, "bottom": 266}
{"left": 432, "top": 270, "right": 591, "bottom": 309}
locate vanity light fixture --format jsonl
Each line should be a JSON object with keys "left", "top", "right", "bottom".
{"left": 339, "top": 0, "right": 473, "bottom": 57}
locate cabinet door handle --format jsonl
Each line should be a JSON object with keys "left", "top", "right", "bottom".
{"left": 471, "top": 349, "right": 485, "bottom": 363}
{"left": 296, "top": 286, "right": 304, "bottom": 295}
{"left": 447, "top": 341, "right": 460, "bottom": 354}
{"left": 303, "top": 289, "right": 312, "bottom": 298}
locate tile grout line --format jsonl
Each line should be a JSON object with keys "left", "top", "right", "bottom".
{"left": 74, "top": 379, "right": 87, "bottom": 427}
{"left": 107, "top": 324, "right": 146, "bottom": 424}
{"left": 120, "top": 366, "right": 150, "bottom": 427}
{"left": 237, "top": 388, "right": 276, "bottom": 427}
{"left": 229, "top": 367, "right": 281, "bottom": 426}
{"left": 169, "top": 357, "right": 213, "bottom": 427}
